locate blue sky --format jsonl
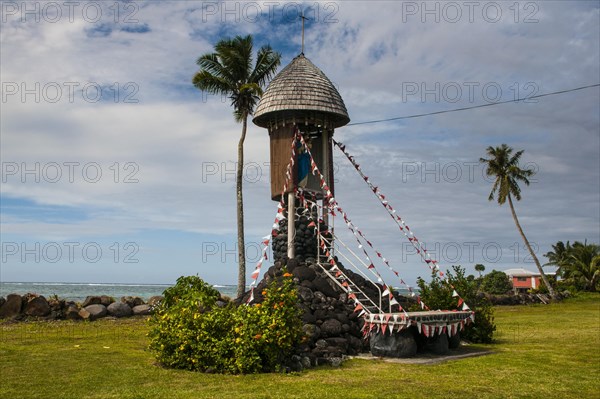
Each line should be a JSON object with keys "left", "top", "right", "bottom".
{"left": 1, "top": 1, "right": 599, "bottom": 286}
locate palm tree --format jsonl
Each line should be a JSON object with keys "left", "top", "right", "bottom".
{"left": 547, "top": 240, "right": 600, "bottom": 292}
{"left": 544, "top": 240, "right": 571, "bottom": 276}
{"left": 566, "top": 241, "right": 600, "bottom": 292}
{"left": 474, "top": 264, "right": 486, "bottom": 278}
{"left": 480, "top": 144, "right": 558, "bottom": 300}
{"left": 193, "top": 35, "right": 281, "bottom": 299}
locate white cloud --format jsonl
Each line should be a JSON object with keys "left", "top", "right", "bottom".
{"left": 1, "top": 0, "right": 598, "bottom": 285}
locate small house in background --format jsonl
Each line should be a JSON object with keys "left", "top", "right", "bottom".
{"left": 504, "top": 268, "right": 555, "bottom": 293}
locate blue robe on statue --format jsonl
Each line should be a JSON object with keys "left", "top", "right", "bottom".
{"left": 297, "top": 142, "right": 310, "bottom": 188}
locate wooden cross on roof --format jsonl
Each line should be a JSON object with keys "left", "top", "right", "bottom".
{"left": 300, "top": 12, "right": 308, "bottom": 54}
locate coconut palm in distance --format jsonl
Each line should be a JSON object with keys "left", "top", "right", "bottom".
{"left": 565, "top": 241, "right": 600, "bottom": 292}
{"left": 480, "top": 144, "right": 558, "bottom": 300}
{"left": 474, "top": 263, "right": 486, "bottom": 278}
{"left": 546, "top": 240, "right": 600, "bottom": 292}
{"left": 193, "top": 35, "right": 281, "bottom": 299}
{"left": 544, "top": 240, "right": 571, "bottom": 275}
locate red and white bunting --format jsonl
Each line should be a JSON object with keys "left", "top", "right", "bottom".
{"left": 336, "top": 204, "right": 424, "bottom": 310}
{"left": 275, "top": 212, "right": 286, "bottom": 221}
{"left": 247, "top": 129, "right": 301, "bottom": 304}
{"left": 295, "top": 134, "right": 411, "bottom": 314}
{"left": 334, "top": 140, "right": 472, "bottom": 312}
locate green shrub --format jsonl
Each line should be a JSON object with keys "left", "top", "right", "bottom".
{"left": 416, "top": 265, "right": 496, "bottom": 343}
{"left": 148, "top": 272, "right": 303, "bottom": 374}
{"left": 147, "top": 276, "right": 234, "bottom": 371}
{"left": 232, "top": 273, "right": 303, "bottom": 373}
{"left": 480, "top": 270, "right": 513, "bottom": 294}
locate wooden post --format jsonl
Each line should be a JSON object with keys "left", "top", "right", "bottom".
{"left": 322, "top": 130, "right": 329, "bottom": 227}
{"left": 287, "top": 191, "right": 295, "bottom": 259}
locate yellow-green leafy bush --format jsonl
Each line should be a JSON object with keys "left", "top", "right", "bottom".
{"left": 148, "top": 273, "right": 302, "bottom": 373}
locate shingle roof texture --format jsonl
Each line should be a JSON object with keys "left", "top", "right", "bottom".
{"left": 253, "top": 54, "right": 350, "bottom": 128}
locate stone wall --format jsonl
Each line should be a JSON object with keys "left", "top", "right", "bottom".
{"left": 485, "top": 292, "right": 560, "bottom": 305}
{"left": 0, "top": 293, "right": 164, "bottom": 321}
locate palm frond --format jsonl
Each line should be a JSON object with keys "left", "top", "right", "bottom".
{"left": 488, "top": 178, "right": 500, "bottom": 202}
{"left": 509, "top": 149, "right": 525, "bottom": 166}
{"left": 215, "top": 35, "right": 253, "bottom": 82}
{"left": 249, "top": 44, "right": 281, "bottom": 87}
{"left": 192, "top": 71, "right": 231, "bottom": 95}
{"left": 497, "top": 176, "right": 510, "bottom": 204}
{"left": 196, "top": 53, "right": 235, "bottom": 84}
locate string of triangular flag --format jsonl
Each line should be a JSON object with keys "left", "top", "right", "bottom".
{"left": 337, "top": 209, "right": 406, "bottom": 312}
{"left": 293, "top": 172, "right": 383, "bottom": 316}
{"left": 315, "top": 229, "right": 377, "bottom": 316}
{"left": 294, "top": 133, "right": 421, "bottom": 312}
{"left": 335, "top": 202, "right": 426, "bottom": 311}
{"left": 296, "top": 193, "right": 390, "bottom": 316}
{"left": 334, "top": 140, "right": 471, "bottom": 312}
{"left": 246, "top": 131, "right": 300, "bottom": 304}
{"left": 302, "top": 195, "right": 412, "bottom": 314}
{"left": 362, "top": 312, "right": 475, "bottom": 337}
{"left": 363, "top": 313, "right": 409, "bottom": 336}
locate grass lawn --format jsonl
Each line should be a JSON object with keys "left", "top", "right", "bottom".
{"left": 1, "top": 294, "right": 598, "bottom": 399}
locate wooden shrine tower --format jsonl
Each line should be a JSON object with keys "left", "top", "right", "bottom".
{"left": 252, "top": 53, "right": 350, "bottom": 259}
{"left": 251, "top": 53, "right": 475, "bottom": 361}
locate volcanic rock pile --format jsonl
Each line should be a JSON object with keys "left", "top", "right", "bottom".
{"left": 241, "top": 256, "right": 413, "bottom": 369}
{"left": 270, "top": 209, "right": 322, "bottom": 263}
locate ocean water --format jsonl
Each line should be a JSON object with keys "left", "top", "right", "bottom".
{"left": 0, "top": 282, "right": 238, "bottom": 302}
{"left": 1, "top": 282, "right": 414, "bottom": 303}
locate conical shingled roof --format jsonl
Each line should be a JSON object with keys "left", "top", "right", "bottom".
{"left": 253, "top": 54, "right": 350, "bottom": 129}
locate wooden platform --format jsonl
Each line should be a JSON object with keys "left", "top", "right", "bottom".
{"left": 364, "top": 311, "right": 474, "bottom": 336}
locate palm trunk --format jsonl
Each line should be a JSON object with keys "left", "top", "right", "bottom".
{"left": 236, "top": 116, "right": 247, "bottom": 299}
{"left": 508, "top": 195, "right": 558, "bottom": 300}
